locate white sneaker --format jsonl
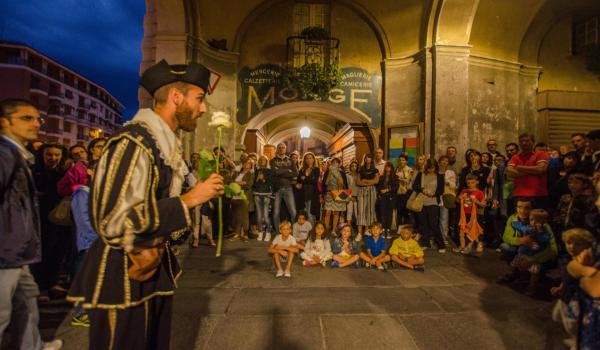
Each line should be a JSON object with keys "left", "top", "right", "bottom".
{"left": 43, "top": 339, "right": 63, "bottom": 350}
{"left": 355, "top": 233, "right": 362, "bottom": 242}
{"left": 257, "top": 231, "right": 264, "bottom": 241}
{"left": 264, "top": 232, "right": 272, "bottom": 242}
{"left": 284, "top": 270, "right": 291, "bottom": 278}
{"left": 276, "top": 269, "right": 284, "bottom": 278}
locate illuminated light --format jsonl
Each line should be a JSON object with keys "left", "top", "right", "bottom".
{"left": 300, "top": 126, "right": 311, "bottom": 138}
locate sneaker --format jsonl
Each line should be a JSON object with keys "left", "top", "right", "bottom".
{"left": 43, "top": 339, "right": 63, "bottom": 350}
{"left": 495, "top": 248, "right": 502, "bottom": 253}
{"left": 413, "top": 265, "right": 425, "bottom": 272}
{"left": 321, "top": 260, "right": 327, "bottom": 267}
{"left": 365, "top": 263, "right": 371, "bottom": 269}
{"left": 284, "top": 270, "right": 291, "bottom": 278}
{"left": 377, "top": 265, "right": 385, "bottom": 271}
{"left": 71, "top": 313, "right": 90, "bottom": 327}
{"left": 438, "top": 248, "right": 447, "bottom": 254}
{"left": 228, "top": 234, "right": 241, "bottom": 242}
{"left": 331, "top": 261, "right": 340, "bottom": 268}
{"left": 355, "top": 234, "right": 362, "bottom": 242}
{"left": 264, "top": 232, "right": 272, "bottom": 242}
{"left": 303, "top": 260, "right": 312, "bottom": 267}
{"left": 452, "top": 247, "right": 462, "bottom": 253}
{"left": 257, "top": 231, "right": 264, "bottom": 241}
{"left": 276, "top": 269, "right": 284, "bottom": 278}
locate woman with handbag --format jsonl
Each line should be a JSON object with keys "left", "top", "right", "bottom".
{"left": 356, "top": 153, "right": 380, "bottom": 241}
{"left": 377, "top": 161, "right": 399, "bottom": 238}
{"left": 412, "top": 158, "right": 447, "bottom": 252}
{"left": 395, "top": 154, "right": 413, "bottom": 227}
{"left": 323, "top": 157, "right": 348, "bottom": 231}
{"left": 438, "top": 155, "right": 457, "bottom": 245}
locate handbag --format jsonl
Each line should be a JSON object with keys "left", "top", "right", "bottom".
{"left": 331, "top": 189, "right": 353, "bottom": 202}
{"left": 48, "top": 196, "right": 73, "bottom": 226}
{"left": 406, "top": 173, "right": 425, "bottom": 212}
{"left": 127, "top": 245, "right": 166, "bottom": 282}
{"left": 442, "top": 185, "right": 456, "bottom": 209}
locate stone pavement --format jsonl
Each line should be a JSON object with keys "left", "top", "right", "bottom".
{"left": 49, "top": 240, "right": 567, "bottom": 350}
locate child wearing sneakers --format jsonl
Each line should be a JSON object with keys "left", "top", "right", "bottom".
{"left": 331, "top": 223, "right": 360, "bottom": 268}
{"left": 359, "top": 222, "right": 390, "bottom": 270}
{"left": 293, "top": 212, "right": 313, "bottom": 249}
{"left": 301, "top": 222, "right": 333, "bottom": 267}
{"left": 389, "top": 225, "right": 425, "bottom": 271}
{"left": 268, "top": 221, "right": 299, "bottom": 278}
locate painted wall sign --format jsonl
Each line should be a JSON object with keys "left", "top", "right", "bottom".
{"left": 237, "top": 64, "right": 381, "bottom": 127}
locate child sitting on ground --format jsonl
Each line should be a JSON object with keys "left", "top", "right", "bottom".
{"left": 456, "top": 174, "right": 485, "bottom": 253}
{"left": 359, "top": 222, "right": 390, "bottom": 271}
{"left": 301, "top": 222, "right": 333, "bottom": 267}
{"left": 389, "top": 225, "right": 425, "bottom": 271}
{"left": 511, "top": 209, "right": 551, "bottom": 256}
{"left": 331, "top": 223, "right": 360, "bottom": 268}
{"left": 293, "top": 212, "right": 312, "bottom": 250}
{"left": 508, "top": 209, "right": 552, "bottom": 295}
{"left": 550, "top": 228, "right": 596, "bottom": 348}
{"left": 268, "top": 221, "right": 299, "bottom": 278}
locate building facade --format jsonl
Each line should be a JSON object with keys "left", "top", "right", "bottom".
{"left": 0, "top": 41, "right": 123, "bottom": 146}
{"left": 139, "top": 0, "right": 600, "bottom": 166}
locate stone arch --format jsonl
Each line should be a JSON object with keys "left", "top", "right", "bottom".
{"left": 268, "top": 128, "right": 333, "bottom": 146}
{"left": 240, "top": 101, "right": 373, "bottom": 143}
{"left": 231, "top": 0, "right": 390, "bottom": 59}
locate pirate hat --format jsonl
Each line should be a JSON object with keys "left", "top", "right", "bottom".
{"left": 140, "top": 59, "right": 221, "bottom": 96}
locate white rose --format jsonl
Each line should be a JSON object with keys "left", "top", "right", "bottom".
{"left": 208, "top": 111, "right": 232, "bottom": 129}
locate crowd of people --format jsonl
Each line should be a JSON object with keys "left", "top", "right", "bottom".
{"left": 2, "top": 93, "right": 600, "bottom": 349}
{"left": 190, "top": 131, "right": 600, "bottom": 349}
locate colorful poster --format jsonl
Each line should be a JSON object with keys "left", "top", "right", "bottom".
{"left": 387, "top": 126, "right": 421, "bottom": 168}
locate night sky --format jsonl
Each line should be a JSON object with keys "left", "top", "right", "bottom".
{"left": 0, "top": 0, "right": 146, "bottom": 120}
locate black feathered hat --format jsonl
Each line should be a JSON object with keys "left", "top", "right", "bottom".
{"left": 140, "top": 59, "right": 221, "bottom": 96}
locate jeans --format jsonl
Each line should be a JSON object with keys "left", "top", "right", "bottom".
{"left": 254, "top": 195, "right": 273, "bottom": 234}
{"left": 0, "top": 266, "right": 42, "bottom": 350}
{"left": 273, "top": 186, "right": 297, "bottom": 231}
{"left": 304, "top": 200, "right": 315, "bottom": 226}
{"left": 499, "top": 243, "right": 518, "bottom": 262}
{"left": 418, "top": 205, "right": 446, "bottom": 249}
{"left": 439, "top": 206, "right": 449, "bottom": 240}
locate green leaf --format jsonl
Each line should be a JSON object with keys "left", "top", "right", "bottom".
{"left": 196, "top": 148, "right": 217, "bottom": 180}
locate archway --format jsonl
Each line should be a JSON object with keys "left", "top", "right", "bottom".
{"left": 241, "top": 101, "right": 375, "bottom": 161}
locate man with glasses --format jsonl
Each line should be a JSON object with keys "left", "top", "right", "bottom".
{"left": 0, "top": 98, "right": 63, "bottom": 349}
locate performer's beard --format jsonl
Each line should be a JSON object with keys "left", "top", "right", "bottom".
{"left": 175, "top": 101, "right": 198, "bottom": 132}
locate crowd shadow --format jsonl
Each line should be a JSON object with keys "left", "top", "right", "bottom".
{"left": 460, "top": 251, "right": 567, "bottom": 350}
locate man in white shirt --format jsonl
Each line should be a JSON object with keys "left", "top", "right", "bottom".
{"left": 375, "top": 147, "right": 386, "bottom": 175}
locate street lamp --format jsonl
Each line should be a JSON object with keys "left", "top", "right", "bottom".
{"left": 299, "top": 126, "right": 311, "bottom": 154}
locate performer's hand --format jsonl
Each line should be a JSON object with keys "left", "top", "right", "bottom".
{"left": 181, "top": 173, "right": 224, "bottom": 208}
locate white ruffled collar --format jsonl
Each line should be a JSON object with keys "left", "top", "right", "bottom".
{"left": 126, "top": 108, "right": 189, "bottom": 196}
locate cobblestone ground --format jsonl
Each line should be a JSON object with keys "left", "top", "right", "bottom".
{"left": 44, "top": 239, "right": 568, "bottom": 350}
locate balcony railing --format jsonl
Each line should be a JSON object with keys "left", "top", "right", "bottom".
{"left": 44, "top": 126, "right": 62, "bottom": 134}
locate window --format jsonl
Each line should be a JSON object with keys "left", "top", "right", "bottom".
{"left": 574, "top": 16, "right": 599, "bottom": 54}
{"left": 293, "top": 3, "right": 329, "bottom": 35}
{"left": 64, "top": 121, "right": 71, "bottom": 132}
{"left": 65, "top": 90, "right": 73, "bottom": 99}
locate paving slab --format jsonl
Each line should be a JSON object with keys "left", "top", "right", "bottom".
{"left": 321, "top": 315, "right": 418, "bottom": 350}
{"left": 398, "top": 310, "right": 559, "bottom": 350}
{"left": 225, "top": 287, "right": 442, "bottom": 315}
{"left": 201, "top": 315, "right": 322, "bottom": 350}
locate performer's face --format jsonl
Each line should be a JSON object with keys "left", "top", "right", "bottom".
{"left": 176, "top": 85, "right": 206, "bottom": 132}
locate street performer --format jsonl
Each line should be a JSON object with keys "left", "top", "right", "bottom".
{"left": 67, "top": 60, "right": 224, "bottom": 350}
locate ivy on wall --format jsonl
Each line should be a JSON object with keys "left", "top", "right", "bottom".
{"left": 283, "top": 62, "right": 342, "bottom": 101}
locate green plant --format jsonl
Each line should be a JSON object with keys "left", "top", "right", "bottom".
{"left": 284, "top": 62, "right": 342, "bottom": 101}
{"left": 300, "top": 26, "right": 329, "bottom": 40}
{"left": 585, "top": 45, "right": 600, "bottom": 76}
